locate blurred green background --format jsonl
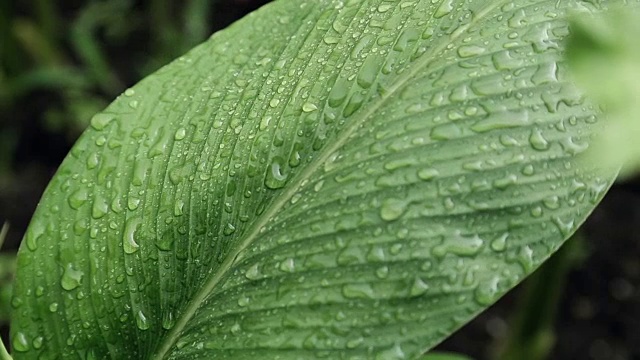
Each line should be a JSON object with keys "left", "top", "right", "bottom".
{"left": 0, "top": 1, "right": 639, "bottom": 359}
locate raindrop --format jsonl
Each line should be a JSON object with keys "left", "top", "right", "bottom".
{"left": 12, "top": 332, "right": 29, "bottom": 352}
{"left": 68, "top": 189, "right": 89, "bottom": 210}
{"left": 265, "top": 157, "right": 288, "bottom": 189}
{"left": 136, "top": 310, "right": 150, "bottom": 330}
{"left": 409, "top": 277, "right": 429, "bottom": 297}
{"left": 417, "top": 168, "right": 439, "bottom": 181}
{"left": 174, "top": 128, "right": 187, "bottom": 140}
{"left": 61, "top": 263, "right": 84, "bottom": 291}
{"left": 123, "top": 217, "right": 142, "bottom": 254}
{"left": 490, "top": 233, "right": 508, "bottom": 252}
{"left": 380, "top": 198, "right": 409, "bottom": 221}
{"left": 434, "top": 0, "right": 454, "bottom": 18}
{"left": 90, "top": 113, "right": 116, "bottom": 131}
{"left": 474, "top": 276, "right": 500, "bottom": 306}
{"left": 529, "top": 128, "right": 549, "bottom": 150}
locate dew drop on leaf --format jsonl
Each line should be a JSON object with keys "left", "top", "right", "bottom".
{"left": 379, "top": 198, "right": 408, "bottom": 221}
{"left": 60, "top": 263, "right": 84, "bottom": 291}
{"left": 136, "top": 310, "right": 150, "bottom": 330}
{"left": 12, "top": 331, "right": 30, "bottom": 352}
{"left": 68, "top": 189, "right": 89, "bottom": 210}
{"left": 90, "top": 113, "right": 116, "bottom": 131}
{"left": 265, "top": 157, "right": 288, "bottom": 189}
{"left": 123, "top": 218, "right": 142, "bottom": 254}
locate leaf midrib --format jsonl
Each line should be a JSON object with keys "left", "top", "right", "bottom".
{"left": 151, "top": 1, "right": 507, "bottom": 358}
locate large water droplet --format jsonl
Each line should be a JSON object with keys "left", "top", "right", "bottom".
{"left": 380, "top": 198, "right": 409, "bottom": 221}
{"left": 61, "top": 263, "right": 84, "bottom": 291}
{"left": 136, "top": 310, "right": 150, "bottom": 330}
{"left": 265, "top": 157, "right": 288, "bottom": 189}
{"left": 123, "top": 218, "right": 142, "bottom": 254}
{"left": 12, "top": 332, "right": 30, "bottom": 352}
{"left": 90, "top": 113, "right": 116, "bottom": 131}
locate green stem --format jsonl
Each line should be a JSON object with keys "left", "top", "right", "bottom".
{"left": 0, "top": 223, "right": 8, "bottom": 250}
{"left": 497, "top": 233, "right": 585, "bottom": 360}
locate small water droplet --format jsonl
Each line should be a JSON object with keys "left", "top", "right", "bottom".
{"left": 49, "top": 302, "right": 59, "bottom": 312}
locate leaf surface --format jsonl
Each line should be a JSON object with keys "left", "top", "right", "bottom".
{"left": 11, "top": 0, "right": 629, "bottom": 359}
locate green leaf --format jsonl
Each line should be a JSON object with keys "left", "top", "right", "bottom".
{"left": 11, "top": 0, "right": 626, "bottom": 358}
{"left": 566, "top": 8, "right": 640, "bottom": 178}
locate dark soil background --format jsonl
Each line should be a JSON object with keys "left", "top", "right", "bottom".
{"left": 1, "top": 1, "right": 639, "bottom": 359}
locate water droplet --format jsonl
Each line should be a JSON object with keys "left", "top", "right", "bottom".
{"left": 434, "top": 0, "right": 454, "bottom": 18}
{"left": 49, "top": 302, "right": 59, "bottom": 312}
{"left": 380, "top": 198, "right": 409, "bottom": 221}
{"left": 552, "top": 216, "right": 575, "bottom": 237}
{"left": 61, "top": 263, "right": 84, "bottom": 291}
{"left": 90, "top": 113, "right": 115, "bottom": 131}
{"left": 68, "top": 189, "right": 89, "bottom": 210}
{"left": 377, "top": 4, "right": 393, "bottom": 12}
{"left": 471, "top": 109, "right": 529, "bottom": 133}
{"left": 490, "top": 233, "right": 508, "bottom": 252}
{"left": 375, "top": 266, "right": 389, "bottom": 279}
{"left": 32, "top": 336, "right": 44, "bottom": 350}
{"left": 342, "top": 283, "right": 375, "bottom": 299}
{"left": 136, "top": 310, "right": 150, "bottom": 330}
{"left": 474, "top": 276, "right": 500, "bottom": 306}
{"left": 123, "top": 218, "right": 142, "bottom": 254}
{"left": 265, "top": 157, "right": 288, "bottom": 189}
{"left": 432, "top": 231, "right": 484, "bottom": 258}
{"left": 279, "top": 258, "right": 295, "bottom": 273}
{"left": 431, "top": 123, "right": 462, "bottom": 140}
{"left": 457, "top": 45, "right": 485, "bottom": 58}
{"left": 529, "top": 128, "right": 549, "bottom": 150}
{"left": 245, "top": 263, "right": 261, "bottom": 280}
{"left": 12, "top": 332, "right": 29, "bottom": 352}
{"left": 409, "top": 277, "right": 429, "bottom": 297}
{"left": 92, "top": 196, "right": 109, "bottom": 219}
{"left": 417, "top": 168, "right": 439, "bottom": 181}
{"left": 174, "top": 127, "right": 187, "bottom": 140}
{"left": 375, "top": 343, "right": 406, "bottom": 360}
{"left": 162, "top": 311, "right": 175, "bottom": 330}
{"left": 302, "top": 103, "right": 318, "bottom": 112}
{"left": 493, "top": 174, "right": 518, "bottom": 190}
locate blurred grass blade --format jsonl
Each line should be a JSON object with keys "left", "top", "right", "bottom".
{"left": 423, "top": 352, "right": 473, "bottom": 360}
{"left": 567, "top": 8, "right": 640, "bottom": 178}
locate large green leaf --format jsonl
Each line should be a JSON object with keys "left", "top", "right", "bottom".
{"left": 10, "top": 0, "right": 630, "bottom": 358}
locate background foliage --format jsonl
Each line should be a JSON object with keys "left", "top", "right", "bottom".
{"left": 0, "top": 1, "right": 639, "bottom": 359}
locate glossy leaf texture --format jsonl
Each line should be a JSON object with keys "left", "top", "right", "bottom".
{"left": 10, "top": 0, "right": 631, "bottom": 359}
